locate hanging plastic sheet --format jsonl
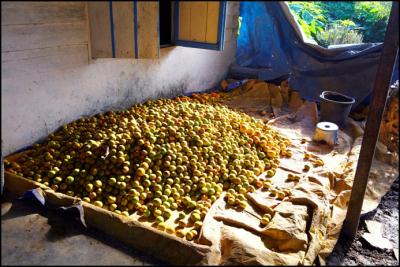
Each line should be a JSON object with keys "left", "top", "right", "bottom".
{"left": 234, "top": 2, "right": 398, "bottom": 107}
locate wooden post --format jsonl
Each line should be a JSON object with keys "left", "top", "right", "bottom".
{"left": 342, "top": 2, "right": 399, "bottom": 239}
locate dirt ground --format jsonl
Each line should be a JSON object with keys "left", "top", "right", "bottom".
{"left": 327, "top": 177, "right": 399, "bottom": 266}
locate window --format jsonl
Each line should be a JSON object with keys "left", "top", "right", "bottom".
{"left": 88, "top": 1, "right": 159, "bottom": 59}
{"left": 174, "top": 1, "right": 226, "bottom": 51}
{"left": 159, "top": 1, "right": 173, "bottom": 47}
{"left": 286, "top": 1, "right": 392, "bottom": 48}
{"left": 87, "top": 1, "right": 227, "bottom": 59}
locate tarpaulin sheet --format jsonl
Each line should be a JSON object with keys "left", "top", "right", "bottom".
{"left": 234, "top": 1, "right": 399, "bottom": 107}
{"left": 5, "top": 84, "right": 398, "bottom": 265}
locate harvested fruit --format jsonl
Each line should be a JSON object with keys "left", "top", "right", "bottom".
{"left": 194, "top": 221, "right": 203, "bottom": 229}
{"left": 269, "top": 188, "right": 278, "bottom": 197}
{"left": 262, "top": 180, "right": 272, "bottom": 189}
{"left": 260, "top": 213, "right": 272, "bottom": 226}
{"left": 191, "top": 212, "right": 201, "bottom": 222}
{"left": 282, "top": 188, "right": 292, "bottom": 196}
{"left": 276, "top": 191, "right": 286, "bottom": 200}
{"left": 175, "top": 229, "right": 185, "bottom": 238}
{"left": 93, "top": 200, "right": 103, "bottom": 208}
{"left": 303, "top": 164, "right": 310, "bottom": 172}
{"left": 185, "top": 229, "right": 198, "bottom": 241}
{"left": 263, "top": 213, "right": 272, "bottom": 220}
{"left": 313, "top": 159, "right": 324, "bottom": 167}
{"left": 5, "top": 96, "right": 291, "bottom": 240}
{"left": 287, "top": 173, "right": 300, "bottom": 182}
{"left": 157, "top": 222, "right": 166, "bottom": 231}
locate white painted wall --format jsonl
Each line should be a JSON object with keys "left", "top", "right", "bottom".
{"left": 1, "top": 2, "right": 240, "bottom": 155}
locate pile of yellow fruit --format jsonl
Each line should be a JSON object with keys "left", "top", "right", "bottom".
{"left": 5, "top": 96, "right": 291, "bottom": 240}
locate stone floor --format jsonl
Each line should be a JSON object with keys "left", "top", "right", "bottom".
{"left": 1, "top": 191, "right": 163, "bottom": 266}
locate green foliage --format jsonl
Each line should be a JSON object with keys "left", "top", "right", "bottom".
{"left": 316, "top": 24, "right": 363, "bottom": 48}
{"left": 353, "top": 1, "right": 392, "bottom": 43}
{"left": 318, "top": 1, "right": 356, "bottom": 22}
{"left": 337, "top": 19, "right": 356, "bottom": 28}
{"left": 237, "top": 16, "right": 242, "bottom": 36}
{"left": 287, "top": 1, "right": 392, "bottom": 47}
{"left": 288, "top": 2, "right": 326, "bottom": 42}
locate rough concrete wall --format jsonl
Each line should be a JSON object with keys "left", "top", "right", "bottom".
{"left": 1, "top": 1, "right": 240, "bottom": 155}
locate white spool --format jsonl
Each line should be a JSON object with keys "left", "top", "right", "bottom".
{"left": 312, "top": 121, "right": 339, "bottom": 146}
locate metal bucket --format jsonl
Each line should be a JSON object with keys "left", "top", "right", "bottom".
{"left": 320, "top": 91, "right": 355, "bottom": 127}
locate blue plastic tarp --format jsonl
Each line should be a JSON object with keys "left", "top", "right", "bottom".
{"left": 235, "top": 2, "right": 398, "bottom": 107}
